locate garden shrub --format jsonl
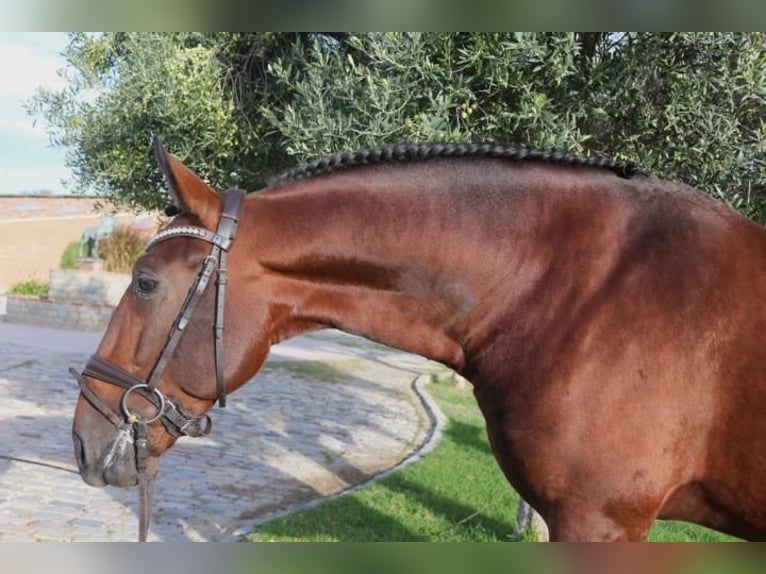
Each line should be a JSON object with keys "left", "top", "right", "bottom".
{"left": 98, "top": 226, "right": 145, "bottom": 273}
{"left": 8, "top": 280, "right": 49, "bottom": 298}
{"left": 60, "top": 240, "right": 81, "bottom": 269}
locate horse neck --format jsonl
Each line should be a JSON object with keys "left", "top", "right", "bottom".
{"left": 243, "top": 163, "right": 624, "bottom": 373}
{"left": 244, "top": 169, "right": 514, "bottom": 370}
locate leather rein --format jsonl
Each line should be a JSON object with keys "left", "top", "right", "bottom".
{"left": 69, "top": 188, "right": 245, "bottom": 542}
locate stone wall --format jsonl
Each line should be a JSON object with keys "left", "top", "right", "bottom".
{"left": 4, "top": 297, "right": 115, "bottom": 331}
{"left": 4, "top": 269, "right": 130, "bottom": 331}
{"left": 0, "top": 195, "right": 156, "bottom": 292}
{"left": 0, "top": 196, "right": 102, "bottom": 220}
{"left": 48, "top": 269, "right": 130, "bottom": 306}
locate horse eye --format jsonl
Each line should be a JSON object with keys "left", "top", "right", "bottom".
{"left": 135, "top": 277, "right": 159, "bottom": 295}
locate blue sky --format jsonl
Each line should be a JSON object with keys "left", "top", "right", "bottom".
{"left": 0, "top": 32, "right": 71, "bottom": 195}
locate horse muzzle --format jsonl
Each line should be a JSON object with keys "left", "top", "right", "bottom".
{"left": 73, "top": 426, "right": 153, "bottom": 487}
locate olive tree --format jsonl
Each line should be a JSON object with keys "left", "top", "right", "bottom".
{"left": 31, "top": 33, "right": 766, "bottom": 222}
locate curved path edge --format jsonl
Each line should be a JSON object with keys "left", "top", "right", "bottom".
{"left": 239, "top": 373, "right": 447, "bottom": 540}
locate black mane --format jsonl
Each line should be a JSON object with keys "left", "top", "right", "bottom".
{"left": 267, "top": 142, "right": 641, "bottom": 188}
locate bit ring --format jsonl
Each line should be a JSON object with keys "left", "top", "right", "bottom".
{"left": 121, "top": 384, "right": 166, "bottom": 424}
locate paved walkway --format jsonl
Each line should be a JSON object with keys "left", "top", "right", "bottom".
{"left": 0, "top": 321, "right": 447, "bottom": 541}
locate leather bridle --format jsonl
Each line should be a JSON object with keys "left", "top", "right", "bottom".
{"left": 69, "top": 188, "right": 245, "bottom": 542}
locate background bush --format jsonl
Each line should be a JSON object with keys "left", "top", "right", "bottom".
{"left": 98, "top": 226, "right": 145, "bottom": 273}
{"left": 7, "top": 280, "right": 49, "bottom": 298}
{"left": 60, "top": 240, "right": 81, "bottom": 269}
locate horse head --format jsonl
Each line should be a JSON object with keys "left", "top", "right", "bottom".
{"left": 71, "top": 139, "right": 269, "bottom": 487}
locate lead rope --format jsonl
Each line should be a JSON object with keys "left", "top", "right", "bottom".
{"left": 119, "top": 382, "right": 165, "bottom": 543}
{"left": 135, "top": 421, "right": 153, "bottom": 542}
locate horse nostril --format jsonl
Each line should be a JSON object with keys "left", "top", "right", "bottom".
{"left": 72, "top": 432, "right": 86, "bottom": 470}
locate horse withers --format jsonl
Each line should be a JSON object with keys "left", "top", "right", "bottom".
{"left": 71, "top": 140, "right": 766, "bottom": 541}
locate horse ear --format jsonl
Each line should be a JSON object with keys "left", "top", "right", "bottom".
{"left": 152, "top": 135, "right": 221, "bottom": 226}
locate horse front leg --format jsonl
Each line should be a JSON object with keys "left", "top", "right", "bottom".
{"left": 479, "top": 402, "right": 657, "bottom": 542}
{"left": 544, "top": 501, "right": 653, "bottom": 541}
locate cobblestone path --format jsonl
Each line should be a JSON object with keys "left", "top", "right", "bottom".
{"left": 0, "top": 322, "right": 445, "bottom": 541}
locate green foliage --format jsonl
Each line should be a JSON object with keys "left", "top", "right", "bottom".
{"left": 29, "top": 33, "right": 244, "bottom": 210}
{"left": 258, "top": 33, "right": 592, "bottom": 157}
{"left": 7, "top": 280, "right": 49, "bottom": 298}
{"left": 588, "top": 33, "right": 766, "bottom": 222}
{"left": 29, "top": 33, "right": 766, "bottom": 222}
{"left": 98, "top": 226, "right": 145, "bottom": 273}
{"left": 60, "top": 240, "right": 81, "bottom": 269}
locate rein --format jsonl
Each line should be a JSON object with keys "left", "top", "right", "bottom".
{"left": 69, "top": 188, "right": 245, "bottom": 542}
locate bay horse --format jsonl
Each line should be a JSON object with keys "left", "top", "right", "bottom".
{"left": 71, "top": 140, "right": 766, "bottom": 541}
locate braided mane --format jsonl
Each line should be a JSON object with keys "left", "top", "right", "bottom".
{"left": 268, "top": 142, "right": 641, "bottom": 188}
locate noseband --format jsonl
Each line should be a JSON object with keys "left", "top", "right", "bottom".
{"left": 69, "top": 188, "right": 245, "bottom": 541}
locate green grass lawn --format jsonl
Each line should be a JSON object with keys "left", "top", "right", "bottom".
{"left": 247, "top": 379, "right": 738, "bottom": 542}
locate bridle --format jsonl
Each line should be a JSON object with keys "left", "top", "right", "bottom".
{"left": 69, "top": 188, "right": 245, "bottom": 542}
